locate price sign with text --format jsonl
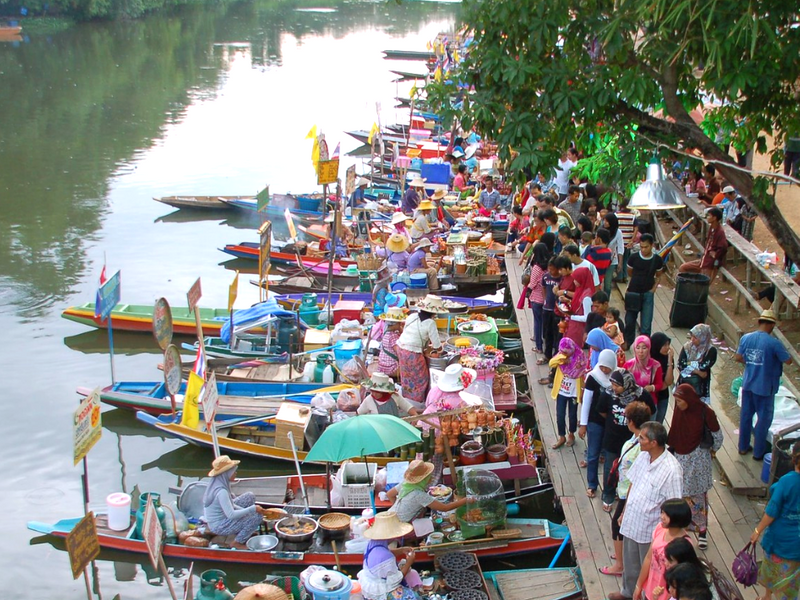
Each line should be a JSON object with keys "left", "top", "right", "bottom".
{"left": 74, "top": 389, "right": 102, "bottom": 466}
{"left": 153, "top": 297, "right": 174, "bottom": 350}
{"left": 95, "top": 271, "right": 121, "bottom": 321}
{"left": 317, "top": 159, "right": 340, "bottom": 185}
{"left": 187, "top": 278, "right": 202, "bottom": 311}
{"left": 143, "top": 495, "right": 164, "bottom": 569}
{"left": 202, "top": 372, "right": 219, "bottom": 427}
{"left": 66, "top": 512, "right": 100, "bottom": 579}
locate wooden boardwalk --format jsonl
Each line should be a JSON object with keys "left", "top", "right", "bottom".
{"left": 505, "top": 255, "right": 765, "bottom": 600}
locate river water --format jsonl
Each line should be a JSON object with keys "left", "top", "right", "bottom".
{"left": 0, "top": 3, "right": 555, "bottom": 597}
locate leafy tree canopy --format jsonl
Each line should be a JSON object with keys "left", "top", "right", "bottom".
{"left": 429, "top": 0, "right": 800, "bottom": 259}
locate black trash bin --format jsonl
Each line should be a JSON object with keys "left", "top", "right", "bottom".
{"left": 670, "top": 273, "right": 711, "bottom": 328}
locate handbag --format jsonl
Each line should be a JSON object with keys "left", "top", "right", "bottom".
{"left": 624, "top": 291, "right": 643, "bottom": 312}
{"left": 605, "top": 440, "right": 639, "bottom": 490}
{"left": 731, "top": 542, "right": 758, "bottom": 587}
{"left": 699, "top": 406, "right": 714, "bottom": 450}
{"left": 707, "top": 560, "right": 745, "bottom": 600}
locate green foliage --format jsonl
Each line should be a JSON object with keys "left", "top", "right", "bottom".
{"left": 428, "top": 0, "right": 800, "bottom": 191}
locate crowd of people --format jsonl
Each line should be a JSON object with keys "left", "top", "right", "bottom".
{"left": 508, "top": 150, "right": 799, "bottom": 600}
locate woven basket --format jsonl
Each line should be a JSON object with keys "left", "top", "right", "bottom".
{"left": 318, "top": 512, "right": 351, "bottom": 531}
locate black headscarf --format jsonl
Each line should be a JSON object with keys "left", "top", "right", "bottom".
{"left": 576, "top": 215, "right": 594, "bottom": 234}
{"left": 649, "top": 332, "right": 671, "bottom": 373}
{"left": 539, "top": 231, "right": 556, "bottom": 252}
{"left": 604, "top": 212, "right": 619, "bottom": 240}
{"left": 532, "top": 240, "right": 553, "bottom": 269}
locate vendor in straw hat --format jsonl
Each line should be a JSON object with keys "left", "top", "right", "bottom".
{"left": 410, "top": 199, "right": 436, "bottom": 241}
{"left": 376, "top": 306, "right": 407, "bottom": 378}
{"left": 427, "top": 188, "right": 453, "bottom": 228}
{"left": 385, "top": 460, "right": 467, "bottom": 523}
{"left": 388, "top": 211, "right": 412, "bottom": 244}
{"left": 358, "top": 372, "right": 417, "bottom": 417}
{"left": 349, "top": 176, "right": 371, "bottom": 208}
{"left": 234, "top": 584, "right": 289, "bottom": 600}
{"left": 407, "top": 238, "right": 439, "bottom": 291}
{"left": 358, "top": 512, "right": 421, "bottom": 600}
{"left": 423, "top": 363, "right": 478, "bottom": 416}
{"left": 203, "top": 455, "right": 270, "bottom": 549}
{"left": 383, "top": 233, "right": 410, "bottom": 272}
{"left": 402, "top": 177, "right": 426, "bottom": 214}
{"left": 395, "top": 295, "right": 445, "bottom": 406}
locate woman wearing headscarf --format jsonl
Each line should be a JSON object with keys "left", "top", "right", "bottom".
{"left": 562, "top": 266, "right": 595, "bottom": 348}
{"left": 668, "top": 384, "right": 723, "bottom": 550}
{"left": 203, "top": 456, "right": 268, "bottom": 549}
{"left": 385, "top": 460, "right": 467, "bottom": 523}
{"left": 357, "top": 512, "right": 421, "bottom": 600}
{"left": 596, "top": 369, "right": 655, "bottom": 511}
{"left": 579, "top": 349, "right": 617, "bottom": 498}
{"left": 527, "top": 236, "right": 555, "bottom": 353}
{"left": 602, "top": 212, "right": 623, "bottom": 296}
{"left": 549, "top": 337, "right": 589, "bottom": 449}
{"left": 624, "top": 335, "right": 664, "bottom": 410}
{"left": 585, "top": 327, "right": 620, "bottom": 369}
{"left": 676, "top": 324, "right": 717, "bottom": 405}
{"left": 396, "top": 295, "right": 443, "bottom": 408}
{"left": 649, "top": 332, "right": 676, "bottom": 423}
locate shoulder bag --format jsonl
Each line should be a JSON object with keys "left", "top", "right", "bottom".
{"left": 731, "top": 542, "right": 758, "bottom": 587}
{"left": 699, "top": 406, "right": 714, "bottom": 450}
{"left": 605, "top": 440, "right": 639, "bottom": 490}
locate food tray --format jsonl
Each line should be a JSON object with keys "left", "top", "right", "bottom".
{"left": 489, "top": 528, "right": 521, "bottom": 539}
{"left": 451, "top": 590, "right": 488, "bottom": 600}
{"left": 457, "top": 321, "right": 492, "bottom": 334}
{"left": 438, "top": 551, "right": 478, "bottom": 572}
{"left": 444, "top": 569, "right": 482, "bottom": 591}
{"left": 318, "top": 512, "right": 351, "bottom": 531}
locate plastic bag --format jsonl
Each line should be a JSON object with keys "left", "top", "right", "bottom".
{"left": 374, "top": 467, "right": 387, "bottom": 494}
{"left": 311, "top": 392, "right": 336, "bottom": 411}
{"left": 755, "top": 251, "right": 778, "bottom": 267}
{"left": 337, "top": 388, "right": 361, "bottom": 412}
{"left": 340, "top": 357, "right": 366, "bottom": 384}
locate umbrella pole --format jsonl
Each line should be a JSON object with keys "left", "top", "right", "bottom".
{"left": 326, "top": 462, "right": 332, "bottom": 510}
{"left": 363, "top": 455, "right": 376, "bottom": 515}
{"left": 287, "top": 431, "right": 310, "bottom": 513}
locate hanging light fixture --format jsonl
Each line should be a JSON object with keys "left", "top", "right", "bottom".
{"left": 628, "top": 157, "right": 686, "bottom": 210}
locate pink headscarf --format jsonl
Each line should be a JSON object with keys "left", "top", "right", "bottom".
{"left": 628, "top": 335, "right": 657, "bottom": 382}
{"left": 557, "top": 337, "right": 588, "bottom": 379}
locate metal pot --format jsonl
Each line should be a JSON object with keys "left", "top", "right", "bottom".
{"left": 246, "top": 534, "right": 279, "bottom": 552}
{"left": 274, "top": 516, "right": 319, "bottom": 543}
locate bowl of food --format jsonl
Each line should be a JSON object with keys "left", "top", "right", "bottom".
{"left": 429, "top": 485, "right": 452, "bottom": 503}
{"left": 445, "top": 335, "right": 479, "bottom": 351}
{"left": 275, "top": 516, "right": 319, "bottom": 543}
{"left": 442, "top": 299, "right": 469, "bottom": 313}
{"left": 261, "top": 507, "right": 288, "bottom": 532}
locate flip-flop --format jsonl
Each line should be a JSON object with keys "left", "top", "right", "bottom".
{"left": 552, "top": 437, "right": 566, "bottom": 450}
{"left": 566, "top": 434, "right": 576, "bottom": 447}
{"left": 602, "top": 502, "right": 613, "bottom": 513}
{"left": 538, "top": 377, "right": 552, "bottom": 385}
{"left": 586, "top": 489, "right": 596, "bottom": 498}
{"left": 599, "top": 566, "right": 622, "bottom": 577}
{"left": 536, "top": 358, "right": 548, "bottom": 365}
{"left": 580, "top": 460, "right": 588, "bottom": 468}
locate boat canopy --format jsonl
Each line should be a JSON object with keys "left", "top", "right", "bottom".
{"left": 220, "top": 299, "right": 308, "bottom": 343}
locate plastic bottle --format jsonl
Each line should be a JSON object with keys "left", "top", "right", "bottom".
{"left": 322, "top": 363, "right": 335, "bottom": 384}
{"left": 301, "top": 361, "right": 316, "bottom": 383}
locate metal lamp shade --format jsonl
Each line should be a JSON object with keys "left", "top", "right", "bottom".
{"left": 628, "top": 159, "right": 686, "bottom": 210}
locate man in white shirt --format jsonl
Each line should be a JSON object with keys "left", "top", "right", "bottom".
{"left": 609, "top": 421, "right": 683, "bottom": 600}
{"left": 553, "top": 148, "right": 579, "bottom": 200}
{"left": 563, "top": 244, "right": 600, "bottom": 288}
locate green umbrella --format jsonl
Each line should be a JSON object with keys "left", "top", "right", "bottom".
{"left": 304, "top": 414, "right": 421, "bottom": 463}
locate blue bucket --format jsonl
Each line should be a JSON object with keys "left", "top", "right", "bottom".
{"left": 334, "top": 339, "right": 363, "bottom": 368}
{"left": 409, "top": 273, "right": 428, "bottom": 288}
{"left": 761, "top": 453, "right": 772, "bottom": 484}
{"left": 297, "top": 196, "right": 321, "bottom": 212}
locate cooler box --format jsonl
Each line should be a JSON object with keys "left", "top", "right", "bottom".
{"left": 340, "top": 462, "right": 377, "bottom": 508}
{"left": 304, "top": 328, "right": 331, "bottom": 353}
{"left": 333, "top": 300, "right": 365, "bottom": 324}
{"left": 334, "top": 339, "right": 363, "bottom": 369}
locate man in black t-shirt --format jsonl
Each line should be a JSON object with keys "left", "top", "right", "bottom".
{"left": 624, "top": 234, "right": 664, "bottom": 348}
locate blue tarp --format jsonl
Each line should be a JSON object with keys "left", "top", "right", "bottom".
{"left": 220, "top": 299, "right": 307, "bottom": 343}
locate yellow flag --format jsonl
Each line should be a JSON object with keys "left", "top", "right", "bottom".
{"left": 409, "top": 83, "right": 418, "bottom": 99}
{"left": 312, "top": 137, "right": 320, "bottom": 168}
{"left": 227, "top": 271, "right": 239, "bottom": 312}
{"left": 305, "top": 125, "right": 317, "bottom": 140}
{"left": 434, "top": 66, "right": 442, "bottom": 82}
{"left": 367, "top": 122, "right": 380, "bottom": 144}
{"left": 180, "top": 371, "right": 203, "bottom": 430}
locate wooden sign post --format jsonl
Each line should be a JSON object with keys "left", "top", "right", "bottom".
{"left": 66, "top": 511, "right": 100, "bottom": 598}
{"left": 202, "top": 372, "right": 220, "bottom": 458}
{"left": 258, "top": 221, "right": 272, "bottom": 303}
{"left": 95, "top": 270, "right": 121, "bottom": 384}
{"left": 143, "top": 496, "right": 178, "bottom": 600}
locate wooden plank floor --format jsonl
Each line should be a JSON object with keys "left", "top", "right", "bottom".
{"left": 505, "top": 256, "right": 765, "bottom": 600}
